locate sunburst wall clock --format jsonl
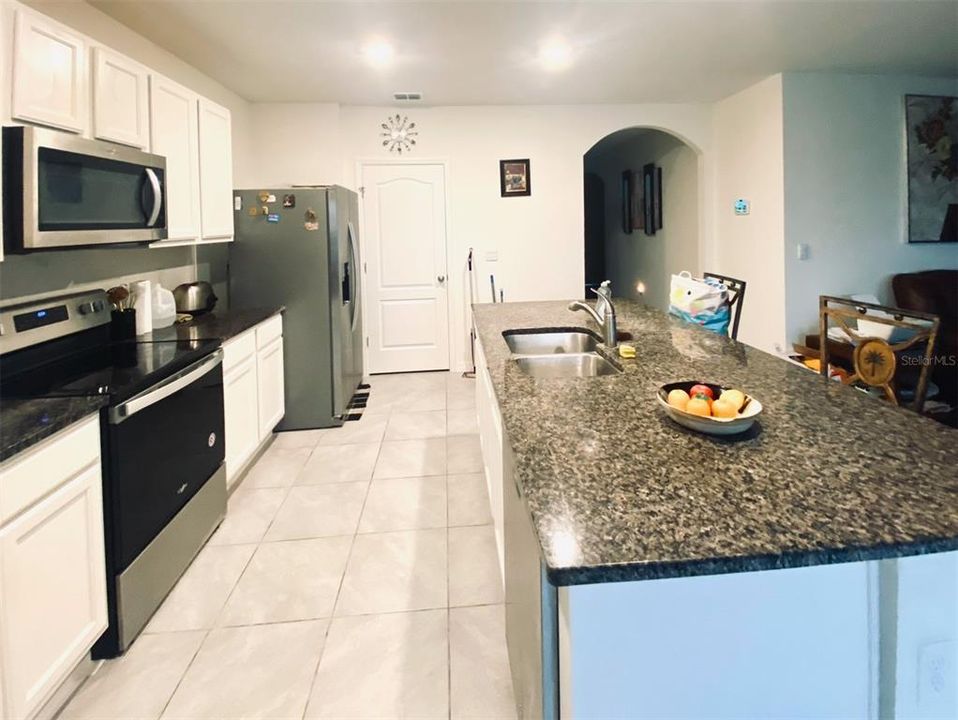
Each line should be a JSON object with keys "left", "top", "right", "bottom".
{"left": 380, "top": 114, "right": 418, "bottom": 154}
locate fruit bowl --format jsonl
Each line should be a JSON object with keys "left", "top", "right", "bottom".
{"left": 656, "top": 381, "right": 762, "bottom": 436}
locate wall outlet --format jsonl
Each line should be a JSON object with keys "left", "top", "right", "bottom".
{"left": 796, "top": 243, "right": 810, "bottom": 261}
{"left": 918, "top": 640, "right": 956, "bottom": 716}
{"left": 485, "top": 250, "right": 498, "bottom": 262}
{"left": 734, "top": 198, "right": 750, "bottom": 215}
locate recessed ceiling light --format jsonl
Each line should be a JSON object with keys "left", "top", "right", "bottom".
{"left": 538, "top": 38, "right": 573, "bottom": 72}
{"left": 362, "top": 39, "right": 394, "bottom": 69}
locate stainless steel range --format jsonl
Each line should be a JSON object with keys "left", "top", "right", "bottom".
{"left": 0, "top": 289, "right": 226, "bottom": 657}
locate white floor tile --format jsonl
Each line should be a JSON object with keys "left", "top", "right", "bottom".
{"left": 317, "top": 415, "right": 387, "bottom": 446}
{"left": 60, "top": 631, "right": 205, "bottom": 720}
{"left": 219, "top": 536, "right": 352, "bottom": 626}
{"left": 264, "top": 482, "right": 368, "bottom": 541}
{"left": 359, "top": 476, "right": 447, "bottom": 533}
{"left": 208, "top": 487, "right": 285, "bottom": 546}
{"left": 449, "top": 525, "right": 504, "bottom": 607}
{"left": 241, "top": 446, "right": 311, "bottom": 488}
{"left": 146, "top": 544, "right": 255, "bottom": 633}
{"left": 271, "top": 429, "right": 326, "bottom": 449}
{"left": 162, "top": 620, "right": 327, "bottom": 720}
{"left": 447, "top": 408, "right": 479, "bottom": 435}
{"left": 336, "top": 528, "right": 447, "bottom": 616}
{"left": 450, "top": 605, "right": 518, "bottom": 719}
{"left": 385, "top": 410, "right": 447, "bottom": 440}
{"left": 374, "top": 438, "right": 447, "bottom": 479}
{"left": 296, "top": 442, "right": 380, "bottom": 484}
{"left": 448, "top": 473, "right": 493, "bottom": 527}
{"left": 448, "top": 434, "right": 483, "bottom": 474}
{"left": 305, "top": 609, "right": 449, "bottom": 719}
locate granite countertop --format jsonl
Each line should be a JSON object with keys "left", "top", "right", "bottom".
{"left": 473, "top": 300, "right": 958, "bottom": 586}
{"left": 0, "top": 397, "right": 107, "bottom": 464}
{"left": 139, "top": 307, "right": 285, "bottom": 343}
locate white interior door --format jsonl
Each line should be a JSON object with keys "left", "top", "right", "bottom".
{"left": 362, "top": 163, "right": 449, "bottom": 374}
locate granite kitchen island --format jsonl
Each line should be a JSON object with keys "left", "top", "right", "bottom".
{"left": 472, "top": 300, "right": 958, "bottom": 719}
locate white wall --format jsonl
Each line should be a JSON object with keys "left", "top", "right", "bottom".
{"left": 237, "top": 102, "right": 714, "bottom": 372}
{"left": 240, "top": 103, "right": 341, "bottom": 188}
{"left": 585, "top": 130, "right": 700, "bottom": 312}
{"left": 782, "top": 72, "right": 958, "bottom": 343}
{"left": 712, "top": 74, "right": 787, "bottom": 353}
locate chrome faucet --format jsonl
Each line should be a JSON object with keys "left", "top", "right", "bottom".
{"left": 569, "top": 280, "right": 618, "bottom": 347}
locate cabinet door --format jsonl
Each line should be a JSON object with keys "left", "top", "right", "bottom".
{"left": 475, "top": 339, "right": 505, "bottom": 582}
{"left": 92, "top": 46, "right": 149, "bottom": 149}
{"left": 0, "top": 463, "right": 107, "bottom": 720}
{"left": 224, "top": 356, "right": 259, "bottom": 487}
{"left": 197, "top": 99, "right": 234, "bottom": 241}
{"left": 150, "top": 75, "right": 200, "bottom": 242}
{"left": 257, "top": 336, "right": 286, "bottom": 440}
{"left": 11, "top": 9, "right": 87, "bottom": 132}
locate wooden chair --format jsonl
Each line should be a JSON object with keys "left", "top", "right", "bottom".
{"left": 703, "top": 272, "right": 747, "bottom": 340}
{"left": 818, "top": 295, "right": 941, "bottom": 414}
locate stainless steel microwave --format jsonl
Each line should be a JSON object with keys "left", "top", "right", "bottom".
{"left": 2, "top": 126, "right": 168, "bottom": 251}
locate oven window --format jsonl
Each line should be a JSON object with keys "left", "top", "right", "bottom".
{"left": 37, "top": 147, "right": 165, "bottom": 231}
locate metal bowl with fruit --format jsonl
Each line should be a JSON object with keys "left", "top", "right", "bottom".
{"left": 656, "top": 381, "right": 762, "bottom": 436}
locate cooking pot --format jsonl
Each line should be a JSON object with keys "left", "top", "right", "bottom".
{"left": 172, "top": 281, "right": 218, "bottom": 315}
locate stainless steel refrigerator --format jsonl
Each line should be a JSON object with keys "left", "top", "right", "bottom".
{"left": 230, "top": 186, "right": 363, "bottom": 430}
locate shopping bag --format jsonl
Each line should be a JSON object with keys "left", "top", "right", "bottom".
{"left": 669, "top": 271, "right": 731, "bottom": 335}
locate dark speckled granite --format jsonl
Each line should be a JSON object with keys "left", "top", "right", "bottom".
{"left": 138, "top": 307, "right": 284, "bottom": 343}
{"left": 473, "top": 300, "right": 958, "bottom": 586}
{"left": 0, "top": 397, "right": 106, "bottom": 463}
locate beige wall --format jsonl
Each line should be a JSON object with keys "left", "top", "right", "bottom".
{"left": 585, "top": 130, "right": 700, "bottom": 313}
{"left": 713, "top": 74, "right": 786, "bottom": 353}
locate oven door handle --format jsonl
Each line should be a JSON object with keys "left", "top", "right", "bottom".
{"left": 144, "top": 168, "right": 163, "bottom": 228}
{"left": 109, "top": 349, "right": 223, "bottom": 425}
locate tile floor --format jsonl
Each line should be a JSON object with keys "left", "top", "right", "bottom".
{"left": 61, "top": 371, "right": 517, "bottom": 720}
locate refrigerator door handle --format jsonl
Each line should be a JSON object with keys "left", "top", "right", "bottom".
{"left": 346, "top": 221, "right": 360, "bottom": 332}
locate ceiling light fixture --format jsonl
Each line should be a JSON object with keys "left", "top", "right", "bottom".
{"left": 362, "top": 39, "right": 394, "bottom": 69}
{"left": 538, "top": 38, "right": 573, "bottom": 72}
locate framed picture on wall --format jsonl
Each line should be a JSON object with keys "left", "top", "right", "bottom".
{"left": 904, "top": 94, "right": 957, "bottom": 243}
{"left": 643, "top": 163, "right": 656, "bottom": 236}
{"left": 500, "top": 159, "right": 531, "bottom": 197}
{"left": 621, "top": 170, "right": 633, "bottom": 234}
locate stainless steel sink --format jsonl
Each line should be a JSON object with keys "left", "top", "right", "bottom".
{"left": 503, "top": 330, "right": 600, "bottom": 355}
{"left": 514, "top": 353, "right": 621, "bottom": 378}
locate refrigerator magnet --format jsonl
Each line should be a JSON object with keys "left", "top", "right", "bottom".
{"left": 304, "top": 208, "right": 319, "bottom": 231}
{"left": 267, "top": 213, "right": 280, "bottom": 223}
{"left": 283, "top": 194, "right": 296, "bottom": 208}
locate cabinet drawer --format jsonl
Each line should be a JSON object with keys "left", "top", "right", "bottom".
{"left": 256, "top": 314, "right": 283, "bottom": 350}
{"left": 222, "top": 329, "right": 256, "bottom": 372}
{"left": 0, "top": 416, "right": 100, "bottom": 525}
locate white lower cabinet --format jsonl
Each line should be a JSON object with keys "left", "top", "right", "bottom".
{"left": 0, "top": 417, "right": 107, "bottom": 720}
{"left": 475, "top": 337, "right": 505, "bottom": 586}
{"left": 223, "top": 314, "right": 286, "bottom": 488}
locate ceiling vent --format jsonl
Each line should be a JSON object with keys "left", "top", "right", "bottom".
{"left": 393, "top": 92, "right": 422, "bottom": 102}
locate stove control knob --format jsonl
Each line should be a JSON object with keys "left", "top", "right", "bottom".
{"left": 78, "top": 302, "right": 95, "bottom": 315}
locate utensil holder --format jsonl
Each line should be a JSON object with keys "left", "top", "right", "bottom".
{"left": 110, "top": 309, "right": 137, "bottom": 341}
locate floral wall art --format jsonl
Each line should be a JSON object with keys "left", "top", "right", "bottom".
{"left": 905, "top": 94, "right": 957, "bottom": 243}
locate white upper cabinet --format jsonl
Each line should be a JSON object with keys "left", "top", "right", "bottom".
{"left": 150, "top": 74, "right": 201, "bottom": 242}
{"left": 198, "top": 99, "right": 234, "bottom": 241}
{"left": 11, "top": 8, "right": 87, "bottom": 133}
{"left": 92, "top": 46, "right": 149, "bottom": 149}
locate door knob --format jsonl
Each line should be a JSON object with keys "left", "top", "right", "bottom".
{"left": 437, "top": 275, "right": 446, "bottom": 283}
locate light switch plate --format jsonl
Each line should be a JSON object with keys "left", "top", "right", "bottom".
{"left": 485, "top": 251, "right": 498, "bottom": 262}
{"left": 797, "top": 243, "right": 810, "bottom": 261}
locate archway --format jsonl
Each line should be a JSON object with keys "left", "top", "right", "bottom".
{"left": 583, "top": 127, "right": 701, "bottom": 312}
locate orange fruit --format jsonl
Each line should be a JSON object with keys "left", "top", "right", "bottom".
{"left": 686, "top": 397, "right": 711, "bottom": 417}
{"left": 712, "top": 398, "right": 738, "bottom": 418}
{"left": 667, "top": 389, "right": 690, "bottom": 410}
{"left": 720, "top": 389, "right": 745, "bottom": 411}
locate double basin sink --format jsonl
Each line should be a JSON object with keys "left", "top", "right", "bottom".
{"left": 503, "top": 330, "right": 622, "bottom": 378}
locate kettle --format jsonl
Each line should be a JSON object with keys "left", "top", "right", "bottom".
{"left": 173, "top": 281, "right": 218, "bottom": 315}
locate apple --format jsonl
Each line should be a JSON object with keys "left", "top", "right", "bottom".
{"left": 688, "top": 384, "right": 714, "bottom": 400}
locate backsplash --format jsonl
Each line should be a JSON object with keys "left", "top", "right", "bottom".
{"left": 0, "top": 244, "right": 231, "bottom": 308}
